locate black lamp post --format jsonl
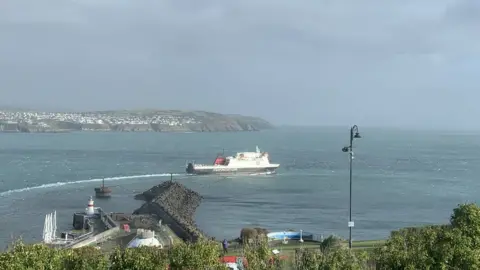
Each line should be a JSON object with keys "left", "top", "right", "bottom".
{"left": 342, "top": 125, "right": 361, "bottom": 249}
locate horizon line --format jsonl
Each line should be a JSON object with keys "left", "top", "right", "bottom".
{"left": 274, "top": 124, "right": 480, "bottom": 132}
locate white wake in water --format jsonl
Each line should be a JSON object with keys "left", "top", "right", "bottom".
{"left": 0, "top": 173, "right": 181, "bottom": 197}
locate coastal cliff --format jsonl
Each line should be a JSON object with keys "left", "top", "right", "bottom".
{"left": 0, "top": 109, "right": 273, "bottom": 133}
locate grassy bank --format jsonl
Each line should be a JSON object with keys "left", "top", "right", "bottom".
{"left": 352, "top": 239, "right": 385, "bottom": 249}
{"left": 225, "top": 239, "right": 385, "bottom": 257}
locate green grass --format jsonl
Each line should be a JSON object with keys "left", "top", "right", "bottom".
{"left": 352, "top": 240, "right": 384, "bottom": 249}
{"left": 223, "top": 239, "right": 385, "bottom": 257}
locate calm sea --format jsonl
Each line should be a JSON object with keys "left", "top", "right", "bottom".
{"left": 0, "top": 127, "right": 478, "bottom": 246}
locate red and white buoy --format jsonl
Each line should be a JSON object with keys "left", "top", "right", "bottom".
{"left": 86, "top": 196, "right": 95, "bottom": 216}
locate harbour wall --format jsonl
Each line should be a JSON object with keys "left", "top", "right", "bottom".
{"left": 68, "top": 227, "right": 120, "bottom": 249}
{"left": 99, "top": 208, "right": 117, "bottom": 229}
{"left": 65, "top": 208, "right": 120, "bottom": 249}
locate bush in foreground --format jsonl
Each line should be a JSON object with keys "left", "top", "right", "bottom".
{"left": 0, "top": 239, "right": 224, "bottom": 270}
{"left": 3, "top": 203, "right": 480, "bottom": 269}
{"left": 0, "top": 241, "right": 65, "bottom": 270}
{"left": 0, "top": 236, "right": 369, "bottom": 270}
{"left": 375, "top": 203, "right": 480, "bottom": 269}
{"left": 293, "top": 236, "right": 369, "bottom": 270}
{"left": 109, "top": 246, "right": 168, "bottom": 270}
{"left": 240, "top": 236, "right": 369, "bottom": 270}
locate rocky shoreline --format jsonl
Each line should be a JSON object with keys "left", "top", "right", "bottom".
{"left": 0, "top": 123, "right": 271, "bottom": 133}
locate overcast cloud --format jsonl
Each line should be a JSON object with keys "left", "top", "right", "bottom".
{"left": 0, "top": 0, "right": 479, "bottom": 128}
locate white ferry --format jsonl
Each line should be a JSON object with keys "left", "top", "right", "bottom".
{"left": 186, "top": 146, "right": 280, "bottom": 175}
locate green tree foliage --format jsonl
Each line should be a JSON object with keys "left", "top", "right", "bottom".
{"left": 0, "top": 241, "right": 64, "bottom": 270}
{"left": 63, "top": 246, "right": 108, "bottom": 270}
{"left": 109, "top": 246, "right": 168, "bottom": 270}
{"left": 294, "top": 236, "right": 368, "bottom": 270}
{"left": 295, "top": 248, "right": 320, "bottom": 270}
{"left": 0, "top": 237, "right": 371, "bottom": 270}
{"left": 243, "top": 238, "right": 280, "bottom": 270}
{"left": 320, "top": 247, "right": 369, "bottom": 270}
{"left": 451, "top": 202, "right": 480, "bottom": 245}
{"left": 240, "top": 235, "right": 368, "bottom": 270}
{"left": 319, "top": 235, "right": 343, "bottom": 253}
{"left": 0, "top": 239, "right": 226, "bottom": 270}
{"left": 375, "top": 203, "right": 480, "bottom": 269}
{"left": 168, "top": 238, "right": 226, "bottom": 269}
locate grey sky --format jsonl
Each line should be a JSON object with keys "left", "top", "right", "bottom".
{"left": 1, "top": 0, "right": 479, "bottom": 128}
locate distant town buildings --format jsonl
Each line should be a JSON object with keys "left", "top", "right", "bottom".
{"left": 0, "top": 110, "right": 199, "bottom": 127}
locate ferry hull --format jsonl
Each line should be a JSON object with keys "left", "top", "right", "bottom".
{"left": 186, "top": 163, "right": 278, "bottom": 175}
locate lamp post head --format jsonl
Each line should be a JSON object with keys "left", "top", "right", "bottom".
{"left": 354, "top": 132, "right": 361, "bottom": 139}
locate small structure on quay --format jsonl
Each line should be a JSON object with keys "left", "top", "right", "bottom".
{"left": 126, "top": 229, "right": 163, "bottom": 248}
{"left": 42, "top": 211, "right": 58, "bottom": 244}
{"left": 41, "top": 196, "right": 120, "bottom": 248}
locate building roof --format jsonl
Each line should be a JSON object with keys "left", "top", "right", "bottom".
{"left": 127, "top": 236, "right": 162, "bottom": 248}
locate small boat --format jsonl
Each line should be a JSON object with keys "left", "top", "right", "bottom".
{"left": 94, "top": 178, "right": 112, "bottom": 198}
{"left": 186, "top": 146, "right": 280, "bottom": 175}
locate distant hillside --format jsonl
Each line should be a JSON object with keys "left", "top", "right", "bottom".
{"left": 0, "top": 109, "right": 274, "bottom": 133}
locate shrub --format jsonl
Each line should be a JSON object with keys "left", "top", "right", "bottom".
{"left": 243, "top": 238, "right": 284, "bottom": 270}
{"left": 254, "top": 228, "right": 269, "bottom": 237}
{"left": 319, "top": 235, "right": 343, "bottom": 253}
{"left": 295, "top": 248, "right": 321, "bottom": 270}
{"left": 375, "top": 203, "right": 480, "bottom": 269}
{"left": 240, "top": 228, "right": 258, "bottom": 244}
{"left": 63, "top": 246, "right": 108, "bottom": 270}
{"left": 109, "top": 246, "right": 168, "bottom": 270}
{"left": 0, "top": 241, "right": 64, "bottom": 270}
{"left": 320, "top": 247, "right": 369, "bottom": 270}
{"left": 0, "top": 239, "right": 225, "bottom": 270}
{"left": 168, "top": 238, "right": 226, "bottom": 269}
{"left": 294, "top": 238, "right": 369, "bottom": 270}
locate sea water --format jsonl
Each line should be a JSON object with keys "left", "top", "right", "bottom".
{"left": 0, "top": 127, "right": 478, "bottom": 246}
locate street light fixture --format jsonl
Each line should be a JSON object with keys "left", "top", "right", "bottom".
{"left": 342, "top": 125, "right": 361, "bottom": 249}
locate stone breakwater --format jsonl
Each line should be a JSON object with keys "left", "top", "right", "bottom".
{"left": 133, "top": 181, "right": 205, "bottom": 242}
{"left": 134, "top": 182, "right": 171, "bottom": 202}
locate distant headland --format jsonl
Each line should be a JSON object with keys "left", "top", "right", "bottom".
{"left": 0, "top": 108, "right": 274, "bottom": 133}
